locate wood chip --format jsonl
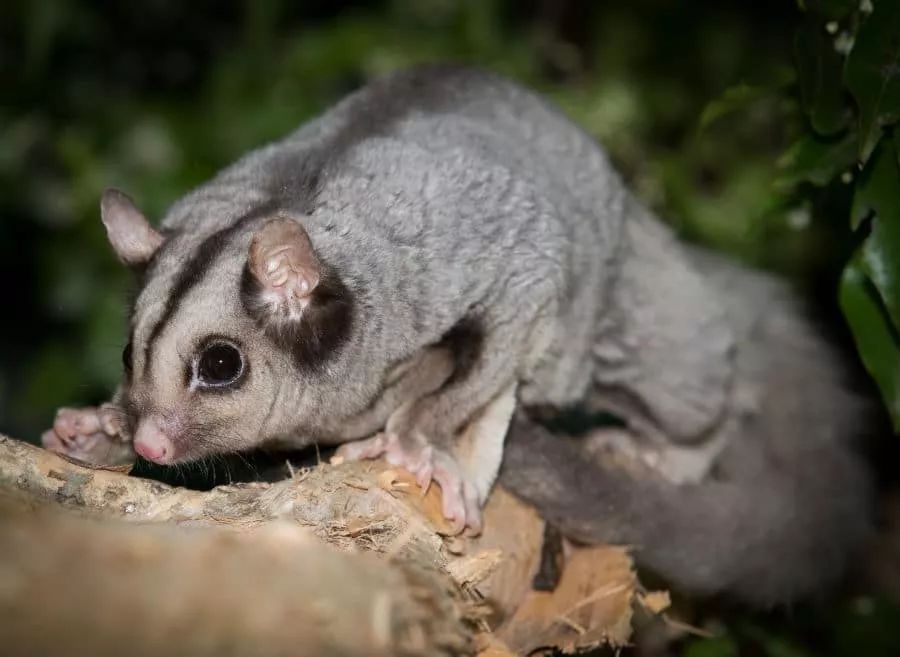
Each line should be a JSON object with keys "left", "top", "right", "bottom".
{"left": 446, "top": 549, "right": 504, "bottom": 588}
{"left": 638, "top": 590, "right": 671, "bottom": 615}
{"left": 496, "top": 545, "right": 636, "bottom": 654}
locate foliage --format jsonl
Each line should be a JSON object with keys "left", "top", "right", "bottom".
{"left": 778, "top": 0, "right": 900, "bottom": 428}
{"left": 703, "top": 0, "right": 900, "bottom": 428}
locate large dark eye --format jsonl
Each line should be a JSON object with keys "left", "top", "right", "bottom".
{"left": 197, "top": 342, "right": 244, "bottom": 387}
{"left": 122, "top": 342, "right": 133, "bottom": 373}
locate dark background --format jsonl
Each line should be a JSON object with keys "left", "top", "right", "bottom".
{"left": 1, "top": 1, "right": 897, "bottom": 655}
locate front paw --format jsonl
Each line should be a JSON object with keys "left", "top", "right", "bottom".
{"left": 335, "top": 432, "right": 483, "bottom": 536}
{"left": 41, "top": 404, "right": 131, "bottom": 465}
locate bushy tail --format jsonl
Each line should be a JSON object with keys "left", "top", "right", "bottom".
{"left": 500, "top": 248, "right": 876, "bottom": 607}
{"left": 500, "top": 413, "right": 871, "bottom": 607}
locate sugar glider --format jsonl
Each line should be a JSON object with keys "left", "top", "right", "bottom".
{"left": 42, "top": 66, "right": 873, "bottom": 599}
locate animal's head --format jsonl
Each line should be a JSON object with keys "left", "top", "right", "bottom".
{"left": 101, "top": 189, "right": 354, "bottom": 464}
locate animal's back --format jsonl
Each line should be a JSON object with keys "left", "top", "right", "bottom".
{"left": 163, "top": 64, "right": 624, "bottom": 242}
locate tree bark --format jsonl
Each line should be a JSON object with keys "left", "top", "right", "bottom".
{"left": 0, "top": 435, "right": 642, "bottom": 657}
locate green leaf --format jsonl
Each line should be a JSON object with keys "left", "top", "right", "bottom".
{"left": 844, "top": 0, "right": 900, "bottom": 163}
{"left": 839, "top": 258, "right": 900, "bottom": 431}
{"left": 775, "top": 131, "right": 857, "bottom": 189}
{"left": 698, "top": 72, "right": 794, "bottom": 132}
{"left": 850, "top": 139, "right": 900, "bottom": 329}
{"left": 795, "top": 17, "right": 850, "bottom": 136}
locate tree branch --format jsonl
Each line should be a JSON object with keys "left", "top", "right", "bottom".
{"left": 0, "top": 436, "right": 641, "bottom": 656}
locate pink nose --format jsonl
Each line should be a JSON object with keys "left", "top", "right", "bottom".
{"left": 133, "top": 417, "right": 173, "bottom": 464}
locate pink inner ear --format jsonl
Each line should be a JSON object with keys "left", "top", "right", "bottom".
{"left": 100, "top": 189, "right": 164, "bottom": 265}
{"left": 249, "top": 218, "right": 321, "bottom": 306}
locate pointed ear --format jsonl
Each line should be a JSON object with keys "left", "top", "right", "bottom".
{"left": 100, "top": 188, "right": 164, "bottom": 266}
{"left": 247, "top": 218, "right": 321, "bottom": 318}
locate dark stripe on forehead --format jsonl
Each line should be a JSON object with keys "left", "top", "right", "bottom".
{"left": 126, "top": 227, "right": 178, "bottom": 329}
{"left": 141, "top": 204, "right": 275, "bottom": 380}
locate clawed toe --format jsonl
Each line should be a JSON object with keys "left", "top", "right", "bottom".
{"left": 41, "top": 429, "right": 65, "bottom": 451}
{"left": 334, "top": 432, "right": 483, "bottom": 534}
{"left": 42, "top": 406, "right": 125, "bottom": 463}
{"left": 98, "top": 404, "right": 123, "bottom": 436}
{"left": 432, "top": 457, "right": 483, "bottom": 536}
{"left": 385, "top": 440, "right": 434, "bottom": 492}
